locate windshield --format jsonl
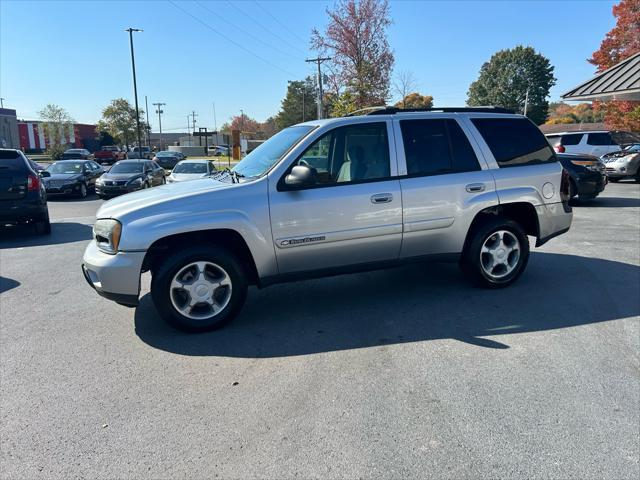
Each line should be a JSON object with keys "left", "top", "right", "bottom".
{"left": 110, "top": 162, "right": 143, "bottom": 173}
{"left": 623, "top": 144, "right": 640, "bottom": 153}
{"left": 156, "top": 151, "right": 175, "bottom": 157}
{"left": 47, "top": 161, "right": 84, "bottom": 174}
{"left": 173, "top": 162, "right": 207, "bottom": 174}
{"left": 232, "top": 125, "right": 315, "bottom": 177}
{"left": 103, "top": 146, "right": 117, "bottom": 151}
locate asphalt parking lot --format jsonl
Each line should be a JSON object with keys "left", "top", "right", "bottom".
{"left": 1, "top": 182, "right": 639, "bottom": 479}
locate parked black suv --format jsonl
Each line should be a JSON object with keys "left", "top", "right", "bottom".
{"left": 557, "top": 153, "right": 607, "bottom": 201}
{"left": 0, "top": 149, "right": 51, "bottom": 234}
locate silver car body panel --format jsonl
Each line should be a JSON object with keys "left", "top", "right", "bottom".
{"left": 83, "top": 111, "right": 572, "bottom": 303}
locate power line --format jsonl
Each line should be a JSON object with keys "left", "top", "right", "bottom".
{"left": 196, "top": 1, "right": 302, "bottom": 61}
{"left": 225, "top": 0, "right": 307, "bottom": 56}
{"left": 168, "top": 0, "right": 297, "bottom": 78}
{"left": 252, "top": 0, "right": 309, "bottom": 45}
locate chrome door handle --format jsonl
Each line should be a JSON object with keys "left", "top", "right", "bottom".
{"left": 465, "top": 183, "right": 485, "bottom": 193}
{"left": 371, "top": 193, "right": 393, "bottom": 204}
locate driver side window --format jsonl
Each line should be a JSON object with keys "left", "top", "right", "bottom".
{"left": 293, "top": 122, "right": 391, "bottom": 186}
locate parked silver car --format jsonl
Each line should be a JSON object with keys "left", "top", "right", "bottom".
{"left": 83, "top": 107, "right": 572, "bottom": 332}
{"left": 601, "top": 143, "right": 640, "bottom": 182}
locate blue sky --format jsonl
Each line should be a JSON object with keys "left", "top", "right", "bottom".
{"left": 0, "top": 0, "right": 617, "bottom": 131}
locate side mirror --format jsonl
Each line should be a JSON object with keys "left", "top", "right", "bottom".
{"left": 40, "top": 170, "right": 51, "bottom": 177}
{"left": 284, "top": 165, "right": 316, "bottom": 189}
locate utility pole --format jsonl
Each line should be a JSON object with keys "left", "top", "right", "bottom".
{"left": 240, "top": 109, "right": 244, "bottom": 132}
{"left": 187, "top": 115, "right": 191, "bottom": 137}
{"left": 212, "top": 102, "right": 218, "bottom": 143}
{"left": 125, "top": 28, "right": 143, "bottom": 151}
{"left": 0, "top": 98, "right": 4, "bottom": 108}
{"left": 523, "top": 87, "right": 530, "bottom": 117}
{"left": 144, "top": 95, "right": 150, "bottom": 147}
{"left": 190, "top": 111, "right": 198, "bottom": 137}
{"left": 305, "top": 57, "right": 331, "bottom": 119}
{"left": 153, "top": 102, "right": 166, "bottom": 151}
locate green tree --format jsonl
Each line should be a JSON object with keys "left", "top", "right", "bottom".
{"left": 96, "top": 98, "right": 144, "bottom": 148}
{"left": 394, "top": 93, "right": 433, "bottom": 109}
{"left": 467, "top": 46, "right": 556, "bottom": 125}
{"left": 96, "top": 130, "right": 117, "bottom": 147}
{"left": 275, "top": 77, "right": 318, "bottom": 129}
{"left": 38, "top": 104, "right": 74, "bottom": 158}
{"left": 327, "top": 91, "right": 358, "bottom": 117}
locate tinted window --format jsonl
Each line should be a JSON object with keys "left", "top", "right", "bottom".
{"left": 293, "top": 122, "right": 390, "bottom": 185}
{"left": 472, "top": 118, "right": 555, "bottom": 167}
{"left": 587, "top": 133, "right": 616, "bottom": 146}
{"left": 400, "top": 119, "right": 480, "bottom": 176}
{"left": 47, "top": 161, "right": 84, "bottom": 174}
{"left": 110, "top": 162, "right": 143, "bottom": 173}
{"left": 173, "top": 162, "right": 208, "bottom": 174}
{"left": 561, "top": 134, "right": 583, "bottom": 145}
{"left": 0, "top": 151, "right": 26, "bottom": 171}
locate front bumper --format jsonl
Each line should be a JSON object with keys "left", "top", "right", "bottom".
{"left": 82, "top": 240, "right": 146, "bottom": 306}
{"left": 96, "top": 184, "right": 141, "bottom": 197}
{"left": 605, "top": 162, "right": 639, "bottom": 178}
{"left": 45, "top": 182, "right": 82, "bottom": 195}
{"left": 576, "top": 171, "right": 607, "bottom": 196}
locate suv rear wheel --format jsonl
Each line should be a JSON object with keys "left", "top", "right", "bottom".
{"left": 461, "top": 217, "right": 529, "bottom": 288}
{"left": 151, "top": 245, "right": 248, "bottom": 332}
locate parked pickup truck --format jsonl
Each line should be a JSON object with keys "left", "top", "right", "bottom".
{"left": 83, "top": 107, "right": 573, "bottom": 332}
{"left": 94, "top": 146, "right": 126, "bottom": 164}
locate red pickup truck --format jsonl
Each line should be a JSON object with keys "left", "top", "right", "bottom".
{"left": 94, "top": 146, "right": 127, "bottom": 164}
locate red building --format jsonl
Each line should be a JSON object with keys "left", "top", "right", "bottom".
{"left": 18, "top": 121, "right": 98, "bottom": 153}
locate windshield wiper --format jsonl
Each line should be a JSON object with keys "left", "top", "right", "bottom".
{"left": 211, "top": 167, "right": 245, "bottom": 183}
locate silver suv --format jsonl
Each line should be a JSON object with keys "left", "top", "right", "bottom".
{"left": 82, "top": 107, "right": 573, "bottom": 332}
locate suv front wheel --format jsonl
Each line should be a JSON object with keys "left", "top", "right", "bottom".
{"left": 461, "top": 217, "right": 530, "bottom": 288}
{"left": 151, "top": 245, "right": 248, "bottom": 332}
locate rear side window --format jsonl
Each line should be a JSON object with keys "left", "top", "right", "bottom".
{"left": 400, "top": 119, "right": 480, "bottom": 176}
{"left": 0, "top": 151, "right": 27, "bottom": 171}
{"left": 587, "top": 133, "right": 616, "bottom": 146}
{"left": 471, "top": 118, "right": 555, "bottom": 167}
{"left": 561, "top": 134, "right": 583, "bottom": 145}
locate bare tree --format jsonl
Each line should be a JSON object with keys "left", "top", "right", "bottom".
{"left": 393, "top": 71, "right": 417, "bottom": 108}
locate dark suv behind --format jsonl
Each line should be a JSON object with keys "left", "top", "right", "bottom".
{"left": 0, "top": 149, "right": 50, "bottom": 234}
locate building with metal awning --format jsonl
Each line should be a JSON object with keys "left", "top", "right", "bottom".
{"left": 561, "top": 52, "right": 640, "bottom": 102}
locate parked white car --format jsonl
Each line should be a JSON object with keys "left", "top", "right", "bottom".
{"left": 166, "top": 160, "right": 217, "bottom": 183}
{"left": 545, "top": 130, "right": 629, "bottom": 157}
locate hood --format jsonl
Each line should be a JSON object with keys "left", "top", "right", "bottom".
{"left": 96, "top": 177, "right": 239, "bottom": 219}
{"left": 101, "top": 172, "right": 143, "bottom": 181}
{"left": 169, "top": 173, "right": 209, "bottom": 182}
{"left": 45, "top": 173, "right": 82, "bottom": 181}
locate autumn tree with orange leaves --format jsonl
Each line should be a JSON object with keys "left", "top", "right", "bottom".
{"left": 589, "top": 0, "right": 640, "bottom": 131}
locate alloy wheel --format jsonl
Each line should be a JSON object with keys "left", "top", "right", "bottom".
{"left": 479, "top": 230, "right": 521, "bottom": 280}
{"left": 169, "top": 261, "right": 233, "bottom": 320}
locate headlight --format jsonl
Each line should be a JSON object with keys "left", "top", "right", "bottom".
{"left": 128, "top": 177, "right": 143, "bottom": 186}
{"left": 96, "top": 177, "right": 104, "bottom": 185}
{"left": 93, "top": 219, "right": 122, "bottom": 254}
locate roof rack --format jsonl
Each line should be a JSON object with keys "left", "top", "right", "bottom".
{"left": 346, "top": 106, "right": 515, "bottom": 116}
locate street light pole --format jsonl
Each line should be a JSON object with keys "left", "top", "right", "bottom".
{"left": 153, "top": 102, "right": 166, "bottom": 151}
{"left": 126, "top": 28, "right": 143, "bottom": 152}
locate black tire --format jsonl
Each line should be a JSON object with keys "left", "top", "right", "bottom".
{"left": 151, "top": 245, "right": 248, "bottom": 332}
{"left": 568, "top": 179, "right": 578, "bottom": 199}
{"left": 461, "top": 217, "right": 530, "bottom": 289}
{"left": 34, "top": 211, "right": 51, "bottom": 235}
{"left": 77, "top": 182, "right": 88, "bottom": 198}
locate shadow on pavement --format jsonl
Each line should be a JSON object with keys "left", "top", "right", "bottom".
{"left": 135, "top": 252, "right": 640, "bottom": 357}
{"left": 0, "top": 276, "right": 21, "bottom": 294}
{"left": 0, "top": 222, "right": 93, "bottom": 249}
{"left": 575, "top": 196, "right": 640, "bottom": 208}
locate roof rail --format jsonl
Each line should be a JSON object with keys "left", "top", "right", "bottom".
{"left": 346, "top": 106, "right": 516, "bottom": 116}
